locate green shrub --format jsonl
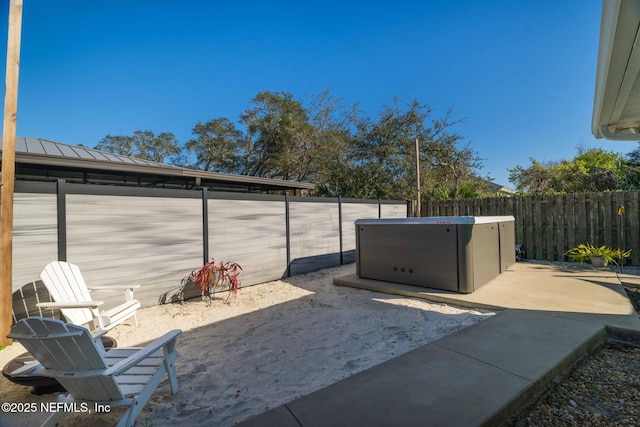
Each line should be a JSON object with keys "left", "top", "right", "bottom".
{"left": 564, "top": 243, "right": 631, "bottom": 265}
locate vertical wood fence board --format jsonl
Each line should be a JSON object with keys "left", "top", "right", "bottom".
{"left": 614, "top": 192, "right": 625, "bottom": 250}
{"left": 602, "top": 192, "right": 612, "bottom": 248}
{"left": 630, "top": 192, "right": 640, "bottom": 266}
{"left": 544, "top": 197, "right": 554, "bottom": 261}
{"left": 421, "top": 191, "right": 640, "bottom": 265}
{"left": 593, "top": 193, "right": 598, "bottom": 244}
{"left": 555, "top": 195, "right": 565, "bottom": 262}
{"left": 577, "top": 193, "right": 587, "bottom": 244}
{"left": 622, "top": 192, "right": 632, "bottom": 263}
{"left": 514, "top": 197, "right": 523, "bottom": 245}
{"left": 533, "top": 196, "right": 542, "bottom": 259}
{"left": 566, "top": 194, "right": 576, "bottom": 256}
{"left": 524, "top": 196, "right": 533, "bottom": 257}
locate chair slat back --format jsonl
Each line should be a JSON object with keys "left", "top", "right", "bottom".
{"left": 40, "top": 262, "right": 95, "bottom": 326}
{"left": 9, "top": 318, "right": 106, "bottom": 371}
{"left": 8, "top": 318, "right": 124, "bottom": 401}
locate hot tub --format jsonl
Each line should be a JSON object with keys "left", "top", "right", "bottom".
{"left": 355, "top": 216, "right": 515, "bottom": 293}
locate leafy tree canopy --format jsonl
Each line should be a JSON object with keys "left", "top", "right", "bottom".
{"left": 508, "top": 147, "right": 630, "bottom": 194}
{"left": 97, "top": 91, "right": 490, "bottom": 200}
{"left": 96, "top": 130, "right": 183, "bottom": 165}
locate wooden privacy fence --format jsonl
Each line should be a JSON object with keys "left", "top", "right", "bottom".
{"left": 423, "top": 191, "right": 640, "bottom": 266}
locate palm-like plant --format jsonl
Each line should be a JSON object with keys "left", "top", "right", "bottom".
{"left": 564, "top": 243, "right": 631, "bottom": 266}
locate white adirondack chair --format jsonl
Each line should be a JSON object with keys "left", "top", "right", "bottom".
{"left": 8, "top": 317, "right": 181, "bottom": 427}
{"left": 37, "top": 261, "right": 141, "bottom": 331}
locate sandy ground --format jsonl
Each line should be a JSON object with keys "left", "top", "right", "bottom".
{"left": 0, "top": 264, "right": 494, "bottom": 426}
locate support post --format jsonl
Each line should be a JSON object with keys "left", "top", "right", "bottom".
{"left": 202, "top": 188, "right": 209, "bottom": 265}
{"left": 415, "top": 138, "right": 421, "bottom": 217}
{"left": 1, "top": 0, "right": 23, "bottom": 346}
{"left": 285, "top": 193, "right": 291, "bottom": 278}
{"left": 338, "top": 196, "right": 343, "bottom": 265}
{"left": 56, "top": 179, "right": 67, "bottom": 261}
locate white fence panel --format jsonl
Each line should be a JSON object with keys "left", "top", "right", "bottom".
{"left": 381, "top": 203, "right": 408, "bottom": 218}
{"left": 289, "top": 200, "right": 340, "bottom": 276}
{"left": 12, "top": 193, "right": 58, "bottom": 288}
{"left": 11, "top": 181, "right": 407, "bottom": 311}
{"left": 341, "top": 202, "right": 379, "bottom": 263}
{"left": 208, "top": 198, "right": 287, "bottom": 286}
{"left": 66, "top": 194, "right": 202, "bottom": 307}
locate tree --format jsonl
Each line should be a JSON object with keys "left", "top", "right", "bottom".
{"left": 134, "top": 131, "right": 182, "bottom": 164}
{"left": 95, "top": 135, "right": 136, "bottom": 157}
{"left": 420, "top": 110, "right": 485, "bottom": 199}
{"left": 96, "top": 130, "right": 183, "bottom": 165}
{"left": 240, "top": 91, "right": 314, "bottom": 180}
{"left": 305, "top": 90, "right": 360, "bottom": 197}
{"left": 184, "top": 90, "right": 356, "bottom": 186}
{"left": 346, "top": 98, "right": 485, "bottom": 200}
{"left": 350, "top": 98, "right": 427, "bottom": 199}
{"left": 622, "top": 143, "right": 640, "bottom": 189}
{"left": 508, "top": 159, "right": 558, "bottom": 194}
{"left": 185, "top": 118, "right": 245, "bottom": 173}
{"left": 508, "top": 147, "right": 627, "bottom": 194}
{"left": 96, "top": 91, "right": 487, "bottom": 200}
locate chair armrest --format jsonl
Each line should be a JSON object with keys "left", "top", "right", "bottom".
{"left": 9, "top": 360, "right": 41, "bottom": 376}
{"left": 89, "top": 285, "right": 138, "bottom": 303}
{"left": 36, "top": 300, "right": 104, "bottom": 309}
{"left": 91, "top": 329, "right": 109, "bottom": 339}
{"left": 88, "top": 285, "right": 140, "bottom": 291}
{"left": 105, "top": 329, "right": 182, "bottom": 376}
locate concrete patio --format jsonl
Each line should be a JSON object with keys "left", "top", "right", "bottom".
{"left": 237, "top": 261, "right": 640, "bottom": 427}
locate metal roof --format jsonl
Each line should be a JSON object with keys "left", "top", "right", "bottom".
{"left": 2, "top": 137, "right": 315, "bottom": 192}
{"left": 17, "top": 137, "right": 175, "bottom": 167}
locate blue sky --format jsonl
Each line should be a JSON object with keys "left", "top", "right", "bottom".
{"left": 1, "top": 0, "right": 635, "bottom": 186}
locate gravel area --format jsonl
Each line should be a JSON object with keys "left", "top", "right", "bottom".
{"left": 508, "top": 281, "right": 640, "bottom": 426}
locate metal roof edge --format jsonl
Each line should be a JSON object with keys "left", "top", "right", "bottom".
{"left": 3, "top": 136, "right": 315, "bottom": 190}
{"left": 13, "top": 151, "right": 185, "bottom": 176}
{"left": 182, "top": 169, "right": 315, "bottom": 189}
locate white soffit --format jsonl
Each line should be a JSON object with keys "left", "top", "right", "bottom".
{"left": 593, "top": 0, "right": 640, "bottom": 140}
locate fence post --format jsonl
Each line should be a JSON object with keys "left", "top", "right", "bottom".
{"left": 201, "top": 188, "right": 209, "bottom": 265}
{"left": 57, "top": 179, "right": 67, "bottom": 262}
{"left": 338, "top": 196, "right": 343, "bottom": 265}
{"left": 285, "top": 193, "right": 291, "bottom": 277}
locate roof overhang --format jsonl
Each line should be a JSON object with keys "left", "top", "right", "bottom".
{"left": 13, "top": 151, "right": 315, "bottom": 189}
{"left": 593, "top": 0, "right": 640, "bottom": 140}
{"left": 1, "top": 137, "right": 315, "bottom": 192}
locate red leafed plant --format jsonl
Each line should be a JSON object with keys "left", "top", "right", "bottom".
{"left": 187, "top": 258, "right": 242, "bottom": 305}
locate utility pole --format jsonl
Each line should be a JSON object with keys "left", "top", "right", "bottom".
{"left": 1, "top": 0, "right": 23, "bottom": 346}
{"left": 415, "top": 138, "right": 421, "bottom": 217}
